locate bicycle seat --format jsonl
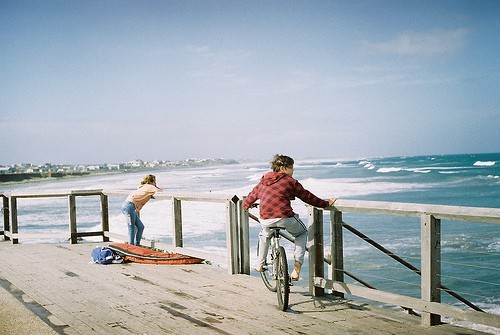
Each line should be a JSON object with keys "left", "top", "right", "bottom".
{"left": 269, "top": 227, "right": 281, "bottom": 237}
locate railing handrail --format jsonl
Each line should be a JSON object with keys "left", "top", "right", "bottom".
{"left": 103, "top": 189, "right": 238, "bottom": 203}
{"left": 331, "top": 199, "right": 500, "bottom": 224}
{"left": 5, "top": 191, "right": 499, "bottom": 222}
{"left": 1, "top": 190, "right": 104, "bottom": 198}
{"left": 1, "top": 189, "right": 237, "bottom": 203}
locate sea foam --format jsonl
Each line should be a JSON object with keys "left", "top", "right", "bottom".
{"left": 377, "top": 167, "right": 402, "bottom": 173}
{"left": 474, "top": 161, "right": 496, "bottom": 167}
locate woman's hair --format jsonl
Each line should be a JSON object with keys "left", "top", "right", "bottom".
{"left": 141, "top": 174, "right": 157, "bottom": 186}
{"left": 270, "top": 154, "right": 294, "bottom": 172}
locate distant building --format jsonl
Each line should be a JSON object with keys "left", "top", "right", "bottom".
{"left": 0, "top": 167, "right": 12, "bottom": 174}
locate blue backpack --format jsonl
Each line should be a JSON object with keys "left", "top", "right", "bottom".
{"left": 91, "top": 246, "right": 123, "bottom": 264}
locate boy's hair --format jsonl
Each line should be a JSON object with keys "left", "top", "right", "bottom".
{"left": 141, "top": 174, "right": 157, "bottom": 186}
{"left": 270, "top": 154, "right": 294, "bottom": 172}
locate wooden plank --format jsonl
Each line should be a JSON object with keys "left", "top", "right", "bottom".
{"left": 226, "top": 199, "right": 239, "bottom": 274}
{"left": 68, "top": 195, "right": 77, "bottom": 244}
{"left": 71, "top": 189, "right": 103, "bottom": 196}
{"left": 103, "top": 190, "right": 235, "bottom": 203}
{"left": 155, "top": 192, "right": 236, "bottom": 203}
{"left": 172, "top": 197, "right": 183, "bottom": 247}
{"left": 329, "top": 209, "right": 345, "bottom": 299}
{"left": 9, "top": 196, "right": 18, "bottom": 244}
{"left": 100, "top": 193, "right": 110, "bottom": 242}
{"left": 9, "top": 193, "right": 69, "bottom": 198}
{"left": 331, "top": 199, "right": 500, "bottom": 224}
{"left": 421, "top": 214, "right": 441, "bottom": 326}
{"left": 238, "top": 200, "right": 250, "bottom": 275}
{"left": 2, "top": 195, "right": 9, "bottom": 236}
{"left": 330, "top": 210, "right": 344, "bottom": 285}
{"left": 308, "top": 206, "right": 324, "bottom": 296}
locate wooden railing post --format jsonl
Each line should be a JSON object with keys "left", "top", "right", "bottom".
{"left": 237, "top": 197, "right": 250, "bottom": 275}
{"left": 308, "top": 206, "right": 324, "bottom": 296}
{"left": 421, "top": 214, "right": 441, "bottom": 326}
{"left": 68, "top": 195, "right": 77, "bottom": 244}
{"left": 9, "top": 196, "right": 18, "bottom": 244}
{"left": 330, "top": 209, "right": 344, "bottom": 298}
{"left": 2, "top": 194, "right": 10, "bottom": 241}
{"left": 226, "top": 198, "right": 239, "bottom": 274}
{"left": 100, "top": 193, "right": 110, "bottom": 242}
{"left": 172, "top": 198, "right": 183, "bottom": 247}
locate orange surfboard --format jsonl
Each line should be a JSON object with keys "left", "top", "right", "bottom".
{"left": 108, "top": 243, "right": 204, "bottom": 265}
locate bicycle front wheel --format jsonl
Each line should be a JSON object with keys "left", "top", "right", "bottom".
{"left": 276, "top": 246, "right": 289, "bottom": 311}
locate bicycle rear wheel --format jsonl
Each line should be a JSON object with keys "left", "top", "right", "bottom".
{"left": 276, "top": 246, "right": 289, "bottom": 311}
{"left": 258, "top": 240, "right": 277, "bottom": 292}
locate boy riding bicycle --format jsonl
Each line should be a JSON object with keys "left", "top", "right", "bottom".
{"left": 243, "top": 154, "right": 338, "bottom": 280}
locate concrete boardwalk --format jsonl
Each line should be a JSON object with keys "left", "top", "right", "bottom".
{"left": 0, "top": 242, "right": 489, "bottom": 335}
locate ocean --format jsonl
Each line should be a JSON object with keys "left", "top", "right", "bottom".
{"left": 1, "top": 153, "right": 499, "bottom": 333}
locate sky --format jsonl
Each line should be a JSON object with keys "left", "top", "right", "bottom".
{"left": 1, "top": 0, "right": 499, "bottom": 165}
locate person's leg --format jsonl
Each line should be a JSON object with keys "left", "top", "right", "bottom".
{"left": 255, "top": 226, "right": 272, "bottom": 271}
{"left": 134, "top": 217, "right": 145, "bottom": 246}
{"left": 278, "top": 215, "right": 307, "bottom": 279}
{"left": 122, "top": 202, "right": 136, "bottom": 245}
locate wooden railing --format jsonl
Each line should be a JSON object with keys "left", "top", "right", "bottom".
{"left": 305, "top": 200, "right": 500, "bottom": 328}
{"left": 0, "top": 190, "right": 249, "bottom": 275}
{"left": 1, "top": 190, "right": 499, "bottom": 329}
{"left": 1, "top": 190, "right": 110, "bottom": 244}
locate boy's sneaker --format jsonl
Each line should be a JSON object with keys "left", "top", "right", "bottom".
{"left": 253, "top": 264, "right": 265, "bottom": 272}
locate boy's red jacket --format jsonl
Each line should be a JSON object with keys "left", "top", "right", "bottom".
{"left": 243, "top": 171, "right": 329, "bottom": 219}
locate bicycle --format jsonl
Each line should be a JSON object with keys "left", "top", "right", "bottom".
{"left": 258, "top": 227, "right": 290, "bottom": 311}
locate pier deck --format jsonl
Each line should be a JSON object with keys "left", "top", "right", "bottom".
{"left": 0, "top": 242, "right": 489, "bottom": 335}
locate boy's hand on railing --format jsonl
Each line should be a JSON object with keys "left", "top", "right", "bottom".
{"left": 328, "top": 198, "right": 339, "bottom": 207}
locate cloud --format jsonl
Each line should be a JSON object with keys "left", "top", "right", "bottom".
{"left": 366, "top": 28, "right": 468, "bottom": 57}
